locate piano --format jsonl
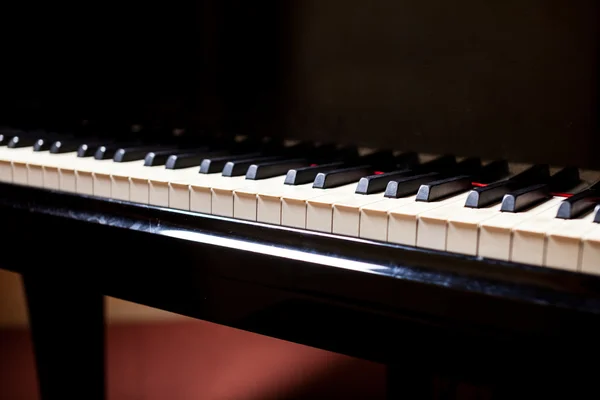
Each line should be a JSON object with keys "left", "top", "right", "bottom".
{"left": 1, "top": 0, "right": 599, "bottom": 398}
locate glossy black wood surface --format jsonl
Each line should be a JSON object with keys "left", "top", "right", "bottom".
{"left": 1, "top": 0, "right": 598, "bottom": 169}
{"left": 1, "top": 181, "right": 600, "bottom": 395}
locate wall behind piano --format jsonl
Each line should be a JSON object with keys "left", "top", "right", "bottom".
{"left": 218, "top": 0, "right": 599, "bottom": 168}
{"left": 0, "top": 0, "right": 597, "bottom": 167}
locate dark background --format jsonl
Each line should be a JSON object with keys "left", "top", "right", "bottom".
{"left": 0, "top": 0, "right": 597, "bottom": 167}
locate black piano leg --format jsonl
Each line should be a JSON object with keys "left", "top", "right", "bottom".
{"left": 23, "top": 272, "right": 105, "bottom": 400}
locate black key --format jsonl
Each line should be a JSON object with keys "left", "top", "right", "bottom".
{"left": 356, "top": 169, "right": 413, "bottom": 194}
{"left": 416, "top": 160, "right": 510, "bottom": 202}
{"left": 33, "top": 137, "right": 57, "bottom": 151}
{"left": 78, "top": 140, "right": 120, "bottom": 157}
{"left": 0, "top": 134, "right": 12, "bottom": 146}
{"left": 416, "top": 175, "right": 472, "bottom": 202}
{"left": 500, "top": 184, "right": 550, "bottom": 213}
{"left": 355, "top": 155, "right": 457, "bottom": 195}
{"left": 501, "top": 167, "right": 580, "bottom": 212}
{"left": 114, "top": 145, "right": 179, "bottom": 163}
{"left": 0, "top": 128, "right": 22, "bottom": 146}
{"left": 384, "top": 172, "right": 440, "bottom": 198}
{"left": 222, "top": 155, "right": 284, "bottom": 177}
{"left": 51, "top": 139, "right": 90, "bottom": 154}
{"left": 93, "top": 142, "right": 141, "bottom": 159}
{"left": 246, "top": 158, "right": 309, "bottom": 180}
{"left": 285, "top": 162, "right": 346, "bottom": 185}
{"left": 593, "top": 204, "right": 600, "bottom": 223}
{"left": 556, "top": 182, "right": 600, "bottom": 219}
{"left": 166, "top": 150, "right": 229, "bottom": 170}
{"left": 313, "top": 165, "right": 373, "bottom": 189}
{"left": 199, "top": 152, "right": 263, "bottom": 174}
{"left": 7, "top": 135, "right": 38, "bottom": 148}
{"left": 464, "top": 164, "right": 550, "bottom": 208}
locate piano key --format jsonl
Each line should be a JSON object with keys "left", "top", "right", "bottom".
{"left": 222, "top": 155, "right": 287, "bottom": 177}
{"left": 388, "top": 193, "right": 470, "bottom": 246}
{"left": 33, "top": 138, "right": 54, "bottom": 152}
{"left": 114, "top": 145, "right": 179, "bottom": 163}
{"left": 94, "top": 142, "right": 142, "bottom": 160}
{"left": 416, "top": 160, "right": 510, "bottom": 202}
{"left": 415, "top": 175, "right": 471, "bottom": 202}
{"left": 415, "top": 190, "right": 507, "bottom": 252}
{"left": 165, "top": 150, "right": 227, "bottom": 170}
{"left": 0, "top": 128, "right": 21, "bottom": 146}
{"left": 580, "top": 225, "right": 600, "bottom": 275}
{"left": 233, "top": 176, "right": 289, "bottom": 220}
{"left": 511, "top": 203, "right": 568, "bottom": 266}
{"left": 355, "top": 154, "right": 458, "bottom": 195}
{"left": 246, "top": 158, "right": 309, "bottom": 180}
{"left": 500, "top": 184, "right": 551, "bottom": 213}
{"left": 144, "top": 147, "right": 206, "bottom": 166}
{"left": 313, "top": 165, "right": 374, "bottom": 189}
{"left": 199, "top": 152, "right": 263, "bottom": 174}
{"left": 284, "top": 162, "right": 346, "bottom": 185}
{"left": 464, "top": 164, "right": 550, "bottom": 208}
{"left": 8, "top": 135, "right": 38, "bottom": 148}
{"left": 555, "top": 182, "right": 600, "bottom": 219}
{"left": 500, "top": 167, "right": 580, "bottom": 212}
{"left": 594, "top": 204, "right": 600, "bottom": 223}
{"left": 545, "top": 211, "right": 597, "bottom": 271}
{"left": 355, "top": 169, "right": 413, "bottom": 195}
{"left": 331, "top": 193, "right": 394, "bottom": 236}
{"left": 384, "top": 172, "right": 440, "bottom": 198}
{"left": 51, "top": 139, "right": 96, "bottom": 154}
{"left": 477, "top": 197, "right": 563, "bottom": 261}
{"left": 281, "top": 184, "right": 358, "bottom": 229}
{"left": 445, "top": 203, "right": 505, "bottom": 256}
{"left": 358, "top": 197, "right": 418, "bottom": 241}
{"left": 78, "top": 141, "right": 110, "bottom": 157}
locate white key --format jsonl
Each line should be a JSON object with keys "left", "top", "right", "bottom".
{"left": 304, "top": 185, "right": 368, "bottom": 232}
{"left": 358, "top": 197, "right": 417, "bottom": 241}
{"left": 511, "top": 202, "right": 567, "bottom": 266}
{"left": 445, "top": 203, "right": 504, "bottom": 256}
{"left": 581, "top": 225, "right": 600, "bottom": 275}
{"left": 477, "top": 197, "right": 563, "bottom": 261}
{"left": 233, "top": 176, "right": 287, "bottom": 221}
{"left": 388, "top": 193, "right": 470, "bottom": 247}
{"left": 331, "top": 193, "right": 390, "bottom": 236}
{"left": 545, "top": 211, "right": 596, "bottom": 271}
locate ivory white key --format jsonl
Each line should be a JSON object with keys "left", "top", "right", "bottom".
{"left": 581, "top": 225, "right": 600, "bottom": 276}
{"left": 544, "top": 211, "right": 597, "bottom": 272}
{"left": 511, "top": 202, "right": 566, "bottom": 266}
{"left": 304, "top": 185, "right": 376, "bottom": 232}
{"left": 358, "top": 197, "right": 418, "bottom": 241}
{"left": 387, "top": 193, "right": 470, "bottom": 246}
{"left": 167, "top": 167, "right": 228, "bottom": 211}
{"left": 477, "top": 197, "right": 563, "bottom": 261}
{"left": 282, "top": 184, "right": 357, "bottom": 229}
{"left": 330, "top": 193, "right": 393, "bottom": 236}
{"left": 232, "top": 176, "right": 287, "bottom": 221}
{"left": 255, "top": 181, "right": 349, "bottom": 226}
{"left": 0, "top": 148, "right": 39, "bottom": 183}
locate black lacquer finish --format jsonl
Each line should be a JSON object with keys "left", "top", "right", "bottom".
{"left": 1, "top": 182, "right": 600, "bottom": 396}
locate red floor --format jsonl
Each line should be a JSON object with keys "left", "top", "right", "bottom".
{"left": 0, "top": 319, "right": 386, "bottom": 399}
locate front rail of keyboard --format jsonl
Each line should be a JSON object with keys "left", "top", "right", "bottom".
{"left": 2, "top": 179, "right": 600, "bottom": 394}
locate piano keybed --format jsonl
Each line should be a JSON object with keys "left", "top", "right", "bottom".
{"left": 1, "top": 127, "right": 600, "bottom": 275}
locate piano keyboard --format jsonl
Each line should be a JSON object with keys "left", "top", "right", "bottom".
{"left": 2, "top": 128, "right": 600, "bottom": 275}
